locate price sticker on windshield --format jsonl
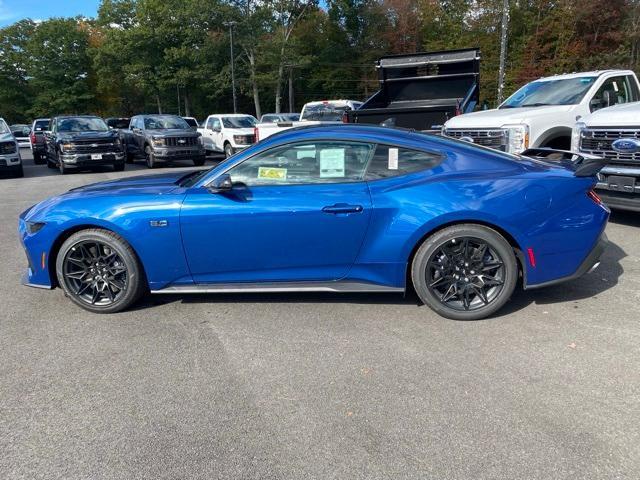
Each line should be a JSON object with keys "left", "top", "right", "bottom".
{"left": 388, "top": 148, "right": 398, "bottom": 170}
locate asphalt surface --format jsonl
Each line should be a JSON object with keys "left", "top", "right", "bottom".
{"left": 1, "top": 149, "right": 639, "bottom": 479}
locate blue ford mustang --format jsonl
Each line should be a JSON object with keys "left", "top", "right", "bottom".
{"left": 19, "top": 125, "right": 609, "bottom": 320}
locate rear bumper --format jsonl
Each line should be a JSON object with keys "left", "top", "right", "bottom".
{"left": 525, "top": 233, "right": 608, "bottom": 289}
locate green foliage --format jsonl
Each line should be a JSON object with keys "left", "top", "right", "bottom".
{"left": 0, "top": 0, "right": 639, "bottom": 122}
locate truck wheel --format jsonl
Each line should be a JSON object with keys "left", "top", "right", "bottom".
{"left": 58, "top": 152, "right": 68, "bottom": 175}
{"left": 113, "top": 162, "right": 125, "bottom": 172}
{"left": 13, "top": 164, "right": 24, "bottom": 178}
{"left": 224, "top": 143, "right": 235, "bottom": 158}
{"left": 144, "top": 145, "right": 156, "bottom": 168}
{"left": 34, "top": 152, "right": 45, "bottom": 165}
{"left": 193, "top": 157, "right": 205, "bottom": 166}
{"left": 125, "top": 149, "right": 134, "bottom": 164}
{"left": 46, "top": 154, "right": 56, "bottom": 169}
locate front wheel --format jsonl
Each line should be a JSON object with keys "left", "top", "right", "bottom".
{"left": 193, "top": 157, "right": 205, "bottom": 166}
{"left": 144, "top": 145, "right": 156, "bottom": 168}
{"left": 113, "top": 162, "right": 125, "bottom": 172}
{"left": 224, "top": 142, "right": 235, "bottom": 158}
{"left": 55, "top": 229, "right": 146, "bottom": 313}
{"left": 411, "top": 224, "right": 518, "bottom": 320}
{"left": 58, "top": 154, "right": 67, "bottom": 175}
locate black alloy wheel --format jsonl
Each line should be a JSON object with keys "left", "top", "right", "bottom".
{"left": 56, "top": 229, "right": 146, "bottom": 313}
{"left": 145, "top": 145, "right": 156, "bottom": 168}
{"left": 412, "top": 224, "right": 517, "bottom": 320}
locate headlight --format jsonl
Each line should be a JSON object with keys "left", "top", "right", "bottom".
{"left": 151, "top": 137, "right": 165, "bottom": 147}
{"left": 502, "top": 124, "right": 529, "bottom": 154}
{"left": 114, "top": 137, "right": 121, "bottom": 145}
{"left": 26, "top": 221, "right": 45, "bottom": 234}
{"left": 571, "top": 121, "right": 586, "bottom": 152}
{"left": 60, "top": 142, "right": 74, "bottom": 152}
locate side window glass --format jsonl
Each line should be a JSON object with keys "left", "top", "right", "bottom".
{"left": 206, "top": 117, "right": 214, "bottom": 129}
{"left": 627, "top": 75, "right": 640, "bottom": 102}
{"left": 227, "top": 141, "right": 374, "bottom": 186}
{"left": 365, "top": 145, "right": 443, "bottom": 180}
{"left": 212, "top": 118, "right": 221, "bottom": 130}
{"left": 591, "top": 76, "right": 628, "bottom": 111}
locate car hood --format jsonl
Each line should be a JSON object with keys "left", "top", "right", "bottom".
{"left": 582, "top": 101, "right": 640, "bottom": 127}
{"left": 146, "top": 129, "right": 200, "bottom": 137}
{"left": 0, "top": 132, "right": 16, "bottom": 143}
{"left": 58, "top": 131, "right": 118, "bottom": 141}
{"left": 445, "top": 105, "right": 574, "bottom": 128}
{"left": 68, "top": 170, "right": 197, "bottom": 194}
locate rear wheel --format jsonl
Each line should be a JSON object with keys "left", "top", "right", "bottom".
{"left": 33, "top": 152, "right": 45, "bottom": 165}
{"left": 56, "top": 229, "right": 146, "bottom": 313}
{"left": 411, "top": 224, "right": 518, "bottom": 320}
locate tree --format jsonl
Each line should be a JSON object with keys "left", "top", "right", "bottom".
{"left": 0, "top": 20, "right": 35, "bottom": 123}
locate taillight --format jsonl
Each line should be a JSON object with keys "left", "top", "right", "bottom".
{"left": 587, "top": 189, "right": 602, "bottom": 205}
{"left": 30, "top": 132, "right": 36, "bottom": 144}
{"left": 342, "top": 112, "right": 349, "bottom": 123}
{"left": 254, "top": 127, "right": 259, "bottom": 142}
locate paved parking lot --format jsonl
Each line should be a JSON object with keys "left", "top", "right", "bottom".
{"left": 1, "top": 149, "right": 640, "bottom": 479}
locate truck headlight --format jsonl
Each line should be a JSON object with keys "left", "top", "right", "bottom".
{"left": 502, "top": 124, "right": 529, "bottom": 154}
{"left": 114, "top": 137, "right": 121, "bottom": 146}
{"left": 571, "top": 122, "right": 586, "bottom": 152}
{"left": 151, "top": 137, "right": 165, "bottom": 147}
{"left": 60, "top": 142, "right": 74, "bottom": 152}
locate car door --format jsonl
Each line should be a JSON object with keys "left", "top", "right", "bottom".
{"left": 131, "top": 117, "right": 146, "bottom": 153}
{"left": 44, "top": 118, "right": 56, "bottom": 159}
{"left": 202, "top": 117, "right": 215, "bottom": 151}
{"left": 180, "top": 140, "right": 375, "bottom": 284}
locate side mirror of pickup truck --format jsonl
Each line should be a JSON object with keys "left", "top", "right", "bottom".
{"left": 207, "top": 174, "right": 233, "bottom": 193}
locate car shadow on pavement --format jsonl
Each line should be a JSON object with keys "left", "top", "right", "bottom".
{"left": 609, "top": 210, "right": 640, "bottom": 228}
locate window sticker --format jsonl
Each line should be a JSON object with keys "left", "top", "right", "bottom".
{"left": 319, "top": 148, "right": 345, "bottom": 178}
{"left": 388, "top": 148, "right": 399, "bottom": 170}
{"left": 296, "top": 148, "right": 315, "bottom": 159}
{"left": 258, "top": 166, "right": 287, "bottom": 181}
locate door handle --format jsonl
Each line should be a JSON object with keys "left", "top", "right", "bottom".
{"left": 322, "top": 204, "right": 364, "bottom": 214}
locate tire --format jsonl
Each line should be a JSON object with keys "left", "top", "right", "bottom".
{"left": 55, "top": 229, "right": 146, "bottom": 314}
{"left": 34, "top": 152, "right": 45, "bottom": 165}
{"left": 13, "top": 164, "right": 24, "bottom": 178}
{"left": 46, "top": 153, "right": 56, "bottom": 169}
{"left": 411, "top": 224, "right": 518, "bottom": 320}
{"left": 113, "top": 162, "right": 125, "bottom": 172}
{"left": 58, "top": 153, "right": 67, "bottom": 175}
{"left": 224, "top": 142, "right": 234, "bottom": 158}
{"left": 144, "top": 145, "right": 156, "bottom": 168}
{"left": 193, "top": 157, "right": 205, "bottom": 166}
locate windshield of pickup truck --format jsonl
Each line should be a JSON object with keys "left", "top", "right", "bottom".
{"left": 501, "top": 76, "right": 596, "bottom": 108}
{"left": 144, "top": 115, "right": 189, "bottom": 130}
{"left": 301, "top": 103, "right": 360, "bottom": 121}
{"left": 222, "top": 116, "right": 257, "bottom": 128}
{"left": 57, "top": 117, "right": 109, "bottom": 132}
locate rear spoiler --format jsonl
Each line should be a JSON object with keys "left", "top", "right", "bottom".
{"left": 521, "top": 148, "right": 607, "bottom": 177}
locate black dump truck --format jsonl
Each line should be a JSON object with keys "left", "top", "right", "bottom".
{"left": 346, "top": 48, "right": 480, "bottom": 132}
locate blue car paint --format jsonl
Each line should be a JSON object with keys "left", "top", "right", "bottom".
{"left": 19, "top": 125, "right": 609, "bottom": 292}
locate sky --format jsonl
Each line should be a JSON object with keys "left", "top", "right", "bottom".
{"left": 0, "top": 0, "right": 100, "bottom": 27}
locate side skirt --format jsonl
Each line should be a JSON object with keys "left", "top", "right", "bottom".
{"left": 151, "top": 280, "right": 404, "bottom": 294}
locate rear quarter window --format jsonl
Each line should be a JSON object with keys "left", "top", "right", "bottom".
{"left": 365, "top": 145, "right": 443, "bottom": 180}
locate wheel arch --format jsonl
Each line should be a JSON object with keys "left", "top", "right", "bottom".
{"left": 534, "top": 126, "right": 572, "bottom": 149}
{"left": 404, "top": 219, "right": 526, "bottom": 289}
{"left": 48, "top": 223, "right": 148, "bottom": 289}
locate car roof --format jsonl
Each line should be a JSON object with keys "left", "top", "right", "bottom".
{"left": 536, "top": 70, "right": 635, "bottom": 81}
{"left": 54, "top": 115, "right": 102, "bottom": 119}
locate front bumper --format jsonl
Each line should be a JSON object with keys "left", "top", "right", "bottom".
{"left": 595, "top": 166, "right": 640, "bottom": 212}
{"left": 0, "top": 154, "right": 22, "bottom": 171}
{"left": 525, "top": 233, "right": 608, "bottom": 289}
{"left": 153, "top": 147, "right": 205, "bottom": 161}
{"left": 61, "top": 151, "right": 125, "bottom": 167}
{"left": 18, "top": 215, "right": 54, "bottom": 289}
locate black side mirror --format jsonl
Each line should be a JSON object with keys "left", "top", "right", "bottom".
{"left": 207, "top": 174, "right": 233, "bottom": 193}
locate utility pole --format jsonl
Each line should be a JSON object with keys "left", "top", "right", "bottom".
{"left": 177, "top": 84, "right": 181, "bottom": 116}
{"left": 497, "top": 0, "right": 510, "bottom": 105}
{"left": 224, "top": 21, "right": 238, "bottom": 113}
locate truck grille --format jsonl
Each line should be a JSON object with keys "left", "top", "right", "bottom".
{"left": 580, "top": 129, "right": 640, "bottom": 166}
{"left": 72, "top": 139, "right": 119, "bottom": 153}
{"left": 0, "top": 141, "right": 17, "bottom": 155}
{"left": 445, "top": 129, "right": 506, "bottom": 150}
{"left": 165, "top": 137, "right": 198, "bottom": 147}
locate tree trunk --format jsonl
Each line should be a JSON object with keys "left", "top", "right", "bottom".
{"left": 274, "top": 43, "right": 286, "bottom": 113}
{"left": 156, "top": 94, "right": 162, "bottom": 114}
{"left": 184, "top": 91, "right": 191, "bottom": 117}
{"left": 247, "top": 49, "right": 262, "bottom": 119}
{"left": 288, "top": 68, "right": 294, "bottom": 112}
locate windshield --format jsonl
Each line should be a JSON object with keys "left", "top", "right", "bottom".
{"left": 501, "top": 77, "right": 597, "bottom": 108}
{"left": 0, "top": 120, "right": 9, "bottom": 134}
{"left": 222, "top": 116, "right": 256, "bottom": 128}
{"left": 107, "top": 118, "right": 130, "bottom": 129}
{"left": 57, "top": 117, "right": 108, "bottom": 132}
{"left": 34, "top": 120, "right": 49, "bottom": 131}
{"left": 11, "top": 125, "right": 30, "bottom": 136}
{"left": 301, "top": 103, "right": 353, "bottom": 121}
{"left": 144, "top": 115, "right": 189, "bottom": 130}
{"left": 261, "top": 113, "right": 300, "bottom": 123}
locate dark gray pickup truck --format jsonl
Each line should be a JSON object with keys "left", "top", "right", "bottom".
{"left": 122, "top": 114, "right": 205, "bottom": 168}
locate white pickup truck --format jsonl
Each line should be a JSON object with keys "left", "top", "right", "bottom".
{"left": 572, "top": 101, "right": 640, "bottom": 212}
{"left": 444, "top": 70, "right": 640, "bottom": 154}
{"left": 198, "top": 114, "right": 258, "bottom": 158}
{"left": 254, "top": 100, "right": 363, "bottom": 142}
